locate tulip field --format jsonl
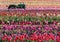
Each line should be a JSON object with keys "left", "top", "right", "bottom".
{"left": 0, "top": 10, "right": 60, "bottom": 42}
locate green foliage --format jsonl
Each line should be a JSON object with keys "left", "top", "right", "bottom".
{"left": 24, "top": 16, "right": 32, "bottom": 21}
{"left": 0, "top": 40, "right": 2, "bottom": 42}
{"left": 49, "top": 39, "right": 54, "bottom": 42}
{"left": 0, "top": 16, "right": 60, "bottom": 22}
{"left": 27, "top": 40, "right": 31, "bottom": 42}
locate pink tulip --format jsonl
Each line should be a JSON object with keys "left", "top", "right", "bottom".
{"left": 8, "top": 25, "right": 13, "bottom": 30}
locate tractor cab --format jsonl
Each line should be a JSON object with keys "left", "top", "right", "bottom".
{"left": 17, "top": 2, "right": 25, "bottom": 9}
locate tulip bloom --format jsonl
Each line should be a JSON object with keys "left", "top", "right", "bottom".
{"left": 19, "top": 35, "right": 25, "bottom": 41}
{"left": 14, "top": 36, "right": 19, "bottom": 42}
{"left": 7, "top": 36, "right": 12, "bottom": 42}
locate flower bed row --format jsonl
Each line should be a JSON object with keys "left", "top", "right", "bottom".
{"left": 1, "top": 32, "right": 60, "bottom": 42}
{"left": 0, "top": 25, "right": 60, "bottom": 42}
{"left": 0, "top": 10, "right": 60, "bottom": 16}
{"left": 0, "top": 16, "right": 60, "bottom": 25}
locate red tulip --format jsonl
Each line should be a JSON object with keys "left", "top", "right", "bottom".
{"left": 2, "top": 34, "right": 7, "bottom": 40}
{"left": 42, "top": 35, "right": 45, "bottom": 40}
{"left": 56, "top": 36, "right": 60, "bottom": 42}
{"left": 38, "top": 40, "right": 43, "bottom": 42}
{"left": 57, "top": 31, "right": 60, "bottom": 36}
{"left": 20, "top": 21, "right": 25, "bottom": 25}
{"left": 11, "top": 34, "right": 14, "bottom": 37}
{"left": 7, "top": 36, "right": 12, "bottom": 42}
{"left": 14, "top": 36, "right": 19, "bottom": 42}
{"left": 19, "top": 35, "right": 25, "bottom": 41}
{"left": 49, "top": 33, "right": 54, "bottom": 40}
{"left": 30, "top": 33, "right": 38, "bottom": 41}
{"left": 15, "top": 36, "right": 19, "bottom": 40}
{"left": 2, "top": 36, "right": 7, "bottom": 40}
{"left": 43, "top": 33, "right": 50, "bottom": 41}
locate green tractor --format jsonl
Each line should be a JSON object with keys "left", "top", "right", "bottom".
{"left": 8, "top": 3, "right": 26, "bottom": 9}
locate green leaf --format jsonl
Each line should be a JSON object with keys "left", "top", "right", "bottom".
{"left": 49, "top": 39, "right": 54, "bottom": 42}
{"left": 52, "top": 16, "right": 57, "bottom": 21}
{"left": 0, "top": 40, "right": 2, "bottom": 42}
{"left": 27, "top": 40, "right": 31, "bottom": 42}
{"left": 19, "top": 16, "right": 23, "bottom": 22}
{"left": 0, "top": 16, "right": 3, "bottom": 20}
{"left": 24, "top": 16, "right": 32, "bottom": 21}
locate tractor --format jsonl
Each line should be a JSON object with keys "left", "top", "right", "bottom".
{"left": 8, "top": 3, "right": 26, "bottom": 9}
